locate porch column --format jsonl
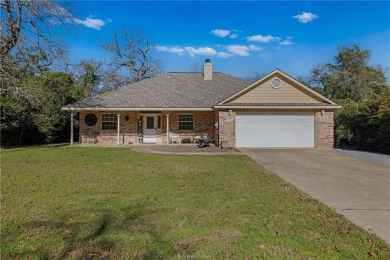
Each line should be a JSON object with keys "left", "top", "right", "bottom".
{"left": 166, "top": 113, "right": 170, "bottom": 145}
{"left": 117, "top": 112, "right": 120, "bottom": 145}
{"left": 70, "top": 112, "right": 74, "bottom": 145}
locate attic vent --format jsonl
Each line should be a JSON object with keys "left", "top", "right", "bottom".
{"left": 271, "top": 78, "right": 282, "bottom": 89}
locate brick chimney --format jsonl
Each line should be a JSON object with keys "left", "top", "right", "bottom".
{"left": 203, "top": 59, "right": 212, "bottom": 80}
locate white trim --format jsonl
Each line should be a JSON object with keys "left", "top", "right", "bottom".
{"left": 314, "top": 113, "right": 318, "bottom": 148}
{"left": 142, "top": 114, "right": 158, "bottom": 143}
{"left": 166, "top": 114, "right": 170, "bottom": 145}
{"left": 271, "top": 77, "right": 282, "bottom": 89}
{"left": 101, "top": 113, "right": 118, "bottom": 130}
{"left": 70, "top": 112, "right": 74, "bottom": 145}
{"left": 178, "top": 113, "right": 194, "bottom": 130}
{"left": 117, "top": 113, "right": 120, "bottom": 145}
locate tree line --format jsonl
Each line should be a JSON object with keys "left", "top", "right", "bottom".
{"left": 300, "top": 45, "right": 390, "bottom": 154}
{"left": 1, "top": 0, "right": 160, "bottom": 146}
{"left": 1, "top": 1, "right": 389, "bottom": 153}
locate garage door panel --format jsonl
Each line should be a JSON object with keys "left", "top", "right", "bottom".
{"left": 236, "top": 113, "right": 314, "bottom": 147}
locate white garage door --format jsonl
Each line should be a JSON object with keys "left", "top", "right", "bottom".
{"left": 236, "top": 113, "right": 315, "bottom": 147}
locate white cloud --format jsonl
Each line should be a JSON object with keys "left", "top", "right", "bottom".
{"left": 277, "top": 36, "right": 293, "bottom": 46}
{"left": 293, "top": 12, "right": 318, "bottom": 23}
{"left": 210, "top": 29, "right": 231, "bottom": 38}
{"left": 227, "top": 45, "right": 250, "bottom": 56}
{"left": 170, "top": 46, "right": 186, "bottom": 54}
{"left": 249, "top": 45, "right": 263, "bottom": 51}
{"left": 230, "top": 34, "right": 238, "bottom": 39}
{"left": 107, "top": 19, "right": 113, "bottom": 23}
{"left": 278, "top": 39, "right": 293, "bottom": 46}
{"left": 217, "top": 52, "right": 232, "bottom": 58}
{"left": 73, "top": 17, "right": 106, "bottom": 30}
{"left": 156, "top": 45, "right": 185, "bottom": 55}
{"left": 185, "top": 47, "right": 217, "bottom": 57}
{"left": 246, "top": 34, "right": 279, "bottom": 43}
{"left": 156, "top": 43, "right": 264, "bottom": 58}
{"left": 156, "top": 45, "right": 218, "bottom": 57}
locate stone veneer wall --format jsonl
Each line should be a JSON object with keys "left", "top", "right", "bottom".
{"left": 218, "top": 110, "right": 236, "bottom": 148}
{"left": 316, "top": 111, "right": 334, "bottom": 148}
{"left": 218, "top": 109, "right": 335, "bottom": 148}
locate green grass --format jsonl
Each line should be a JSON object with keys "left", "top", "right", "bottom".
{"left": 1, "top": 147, "right": 389, "bottom": 259}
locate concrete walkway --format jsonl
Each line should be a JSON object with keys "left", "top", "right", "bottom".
{"left": 132, "top": 144, "right": 242, "bottom": 155}
{"left": 239, "top": 148, "right": 390, "bottom": 244}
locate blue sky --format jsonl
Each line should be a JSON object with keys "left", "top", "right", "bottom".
{"left": 63, "top": 1, "right": 390, "bottom": 79}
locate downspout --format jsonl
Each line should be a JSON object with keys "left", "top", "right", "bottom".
{"left": 314, "top": 111, "right": 318, "bottom": 148}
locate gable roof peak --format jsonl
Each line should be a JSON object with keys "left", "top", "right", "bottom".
{"left": 218, "top": 69, "right": 339, "bottom": 106}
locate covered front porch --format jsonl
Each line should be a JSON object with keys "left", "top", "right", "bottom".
{"left": 68, "top": 110, "right": 217, "bottom": 145}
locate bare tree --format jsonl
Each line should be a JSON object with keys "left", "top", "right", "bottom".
{"left": 242, "top": 72, "right": 265, "bottom": 82}
{"left": 0, "top": 0, "right": 72, "bottom": 102}
{"left": 100, "top": 71, "right": 123, "bottom": 93}
{"left": 0, "top": 0, "right": 72, "bottom": 63}
{"left": 73, "top": 59, "right": 103, "bottom": 97}
{"left": 190, "top": 63, "right": 200, "bottom": 72}
{"left": 101, "top": 29, "right": 161, "bottom": 85}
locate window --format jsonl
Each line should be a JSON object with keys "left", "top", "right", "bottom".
{"left": 146, "top": 116, "right": 154, "bottom": 129}
{"left": 178, "top": 114, "right": 194, "bottom": 130}
{"left": 101, "top": 113, "right": 117, "bottom": 130}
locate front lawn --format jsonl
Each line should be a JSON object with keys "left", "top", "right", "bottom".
{"left": 1, "top": 147, "right": 389, "bottom": 259}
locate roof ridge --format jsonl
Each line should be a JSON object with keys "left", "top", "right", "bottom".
{"left": 167, "top": 71, "right": 223, "bottom": 73}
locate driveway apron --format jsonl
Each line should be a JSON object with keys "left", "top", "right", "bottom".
{"left": 239, "top": 148, "right": 390, "bottom": 244}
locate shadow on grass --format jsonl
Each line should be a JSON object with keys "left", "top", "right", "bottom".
{"left": 0, "top": 143, "right": 70, "bottom": 151}
{"left": 3, "top": 203, "right": 180, "bottom": 259}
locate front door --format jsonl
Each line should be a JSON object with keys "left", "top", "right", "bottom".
{"left": 143, "top": 114, "right": 157, "bottom": 143}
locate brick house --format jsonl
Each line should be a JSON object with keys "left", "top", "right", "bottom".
{"left": 62, "top": 60, "right": 340, "bottom": 148}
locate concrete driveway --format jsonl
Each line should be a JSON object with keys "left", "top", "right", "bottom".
{"left": 239, "top": 148, "right": 390, "bottom": 244}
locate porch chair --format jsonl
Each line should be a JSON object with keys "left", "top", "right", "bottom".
{"left": 193, "top": 133, "right": 203, "bottom": 143}
{"left": 168, "top": 131, "right": 181, "bottom": 144}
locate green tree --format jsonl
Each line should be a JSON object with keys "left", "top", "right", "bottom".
{"left": 0, "top": 0, "right": 75, "bottom": 146}
{"left": 307, "top": 45, "right": 390, "bottom": 153}
{"left": 0, "top": 94, "right": 38, "bottom": 146}
{"left": 32, "top": 72, "right": 82, "bottom": 143}
{"left": 310, "top": 45, "right": 388, "bottom": 101}
{"left": 75, "top": 59, "right": 103, "bottom": 97}
{"left": 0, "top": 58, "right": 41, "bottom": 146}
{"left": 1, "top": 71, "right": 83, "bottom": 146}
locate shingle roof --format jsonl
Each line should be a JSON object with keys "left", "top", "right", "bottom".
{"left": 64, "top": 72, "right": 251, "bottom": 110}
{"left": 216, "top": 103, "right": 336, "bottom": 107}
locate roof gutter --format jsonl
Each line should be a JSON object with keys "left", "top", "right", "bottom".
{"left": 61, "top": 107, "right": 213, "bottom": 112}
{"left": 213, "top": 105, "right": 342, "bottom": 110}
